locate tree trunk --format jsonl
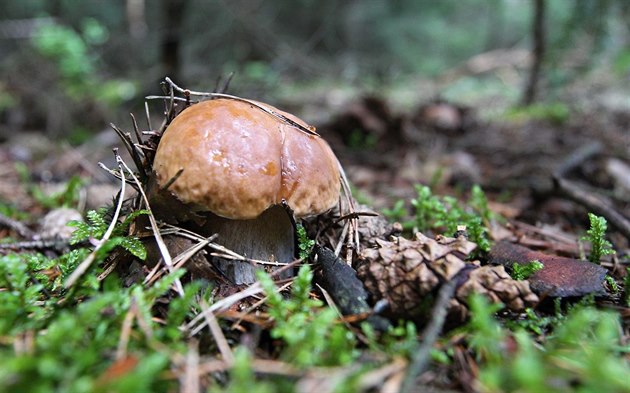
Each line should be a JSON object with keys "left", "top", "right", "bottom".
{"left": 161, "top": 0, "right": 186, "bottom": 83}
{"left": 521, "top": 0, "right": 546, "bottom": 106}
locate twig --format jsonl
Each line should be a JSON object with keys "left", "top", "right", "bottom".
{"left": 144, "top": 101, "right": 153, "bottom": 132}
{"left": 110, "top": 123, "right": 148, "bottom": 182}
{"left": 337, "top": 159, "right": 360, "bottom": 255}
{"left": 316, "top": 211, "right": 377, "bottom": 245}
{"left": 129, "top": 113, "right": 144, "bottom": 145}
{"left": 97, "top": 162, "right": 138, "bottom": 189}
{"left": 0, "top": 238, "right": 71, "bottom": 252}
{"left": 554, "top": 141, "right": 602, "bottom": 178}
{"left": 116, "top": 153, "right": 184, "bottom": 297}
{"left": 333, "top": 221, "right": 349, "bottom": 257}
{"left": 357, "top": 358, "right": 407, "bottom": 392}
{"left": 0, "top": 212, "right": 35, "bottom": 238}
{"left": 116, "top": 300, "right": 136, "bottom": 360}
{"left": 145, "top": 95, "right": 189, "bottom": 103}
{"left": 218, "top": 72, "right": 234, "bottom": 93}
{"left": 400, "top": 279, "right": 458, "bottom": 393}
{"left": 554, "top": 176, "right": 630, "bottom": 240}
{"left": 186, "top": 283, "right": 264, "bottom": 335}
{"left": 182, "top": 339, "right": 200, "bottom": 393}
{"left": 159, "top": 168, "right": 184, "bottom": 191}
{"left": 144, "top": 235, "right": 216, "bottom": 286}
{"left": 158, "top": 223, "right": 293, "bottom": 267}
{"left": 199, "top": 299, "right": 234, "bottom": 365}
{"left": 65, "top": 150, "right": 127, "bottom": 288}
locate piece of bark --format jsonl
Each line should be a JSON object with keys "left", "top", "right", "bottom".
{"left": 489, "top": 240, "right": 607, "bottom": 297}
{"left": 315, "top": 246, "right": 390, "bottom": 331}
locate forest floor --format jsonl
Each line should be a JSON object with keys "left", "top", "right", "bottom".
{"left": 0, "top": 78, "right": 629, "bottom": 391}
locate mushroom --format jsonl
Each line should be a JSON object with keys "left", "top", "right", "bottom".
{"left": 149, "top": 98, "right": 340, "bottom": 284}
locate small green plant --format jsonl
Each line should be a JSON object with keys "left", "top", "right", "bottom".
{"left": 381, "top": 199, "right": 408, "bottom": 224}
{"left": 506, "top": 299, "right": 564, "bottom": 335}
{"left": 606, "top": 276, "right": 620, "bottom": 294}
{"left": 625, "top": 267, "right": 630, "bottom": 307}
{"left": 296, "top": 223, "right": 315, "bottom": 260}
{"left": 362, "top": 320, "right": 418, "bottom": 358}
{"left": 469, "top": 184, "right": 494, "bottom": 224}
{"left": 410, "top": 185, "right": 491, "bottom": 252}
{"left": 0, "top": 202, "right": 30, "bottom": 222}
{"left": 31, "top": 19, "right": 136, "bottom": 106}
{"left": 257, "top": 265, "right": 357, "bottom": 368}
{"left": 466, "top": 294, "right": 630, "bottom": 392}
{"left": 510, "top": 260, "right": 544, "bottom": 281}
{"left": 0, "top": 267, "right": 182, "bottom": 392}
{"left": 69, "top": 208, "right": 148, "bottom": 261}
{"left": 31, "top": 176, "right": 84, "bottom": 209}
{"left": 505, "top": 102, "right": 570, "bottom": 125}
{"left": 347, "top": 129, "right": 378, "bottom": 149}
{"left": 14, "top": 163, "right": 84, "bottom": 209}
{"left": 583, "top": 213, "right": 615, "bottom": 264}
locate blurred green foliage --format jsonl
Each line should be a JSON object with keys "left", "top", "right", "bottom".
{"left": 0, "top": 0, "right": 628, "bottom": 127}
{"left": 383, "top": 184, "right": 492, "bottom": 253}
{"left": 31, "top": 19, "right": 136, "bottom": 105}
{"left": 467, "top": 294, "right": 630, "bottom": 392}
{"left": 504, "top": 102, "right": 570, "bottom": 125}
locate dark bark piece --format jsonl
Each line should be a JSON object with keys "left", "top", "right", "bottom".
{"left": 315, "top": 246, "right": 390, "bottom": 330}
{"left": 489, "top": 240, "right": 607, "bottom": 297}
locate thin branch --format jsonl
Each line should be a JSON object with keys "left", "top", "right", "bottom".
{"left": 186, "top": 283, "right": 264, "bottom": 335}
{"left": 129, "top": 113, "right": 144, "bottom": 145}
{"left": 110, "top": 123, "right": 147, "bottom": 181}
{"left": 144, "top": 100, "right": 153, "bottom": 131}
{"left": 199, "top": 299, "right": 235, "bottom": 365}
{"left": 182, "top": 339, "right": 200, "bottom": 393}
{"left": 0, "top": 238, "right": 70, "bottom": 252}
{"left": 144, "top": 235, "right": 216, "bottom": 286}
{"left": 554, "top": 176, "right": 630, "bottom": 240}
{"left": 0, "top": 212, "right": 35, "bottom": 238}
{"left": 116, "top": 153, "right": 185, "bottom": 297}
{"left": 400, "top": 279, "right": 458, "bottom": 393}
{"left": 116, "top": 300, "right": 136, "bottom": 360}
{"left": 160, "top": 168, "right": 184, "bottom": 191}
{"left": 65, "top": 149, "right": 127, "bottom": 288}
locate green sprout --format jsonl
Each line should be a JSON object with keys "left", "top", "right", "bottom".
{"left": 583, "top": 213, "right": 615, "bottom": 264}
{"left": 605, "top": 276, "right": 620, "bottom": 294}
{"left": 410, "top": 185, "right": 491, "bottom": 252}
{"left": 510, "top": 260, "right": 544, "bottom": 281}
{"left": 625, "top": 267, "right": 630, "bottom": 307}
{"left": 296, "top": 223, "right": 315, "bottom": 260}
{"left": 69, "top": 208, "right": 149, "bottom": 260}
{"left": 257, "top": 265, "right": 357, "bottom": 368}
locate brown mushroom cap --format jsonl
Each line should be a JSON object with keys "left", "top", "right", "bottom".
{"left": 153, "top": 98, "right": 341, "bottom": 220}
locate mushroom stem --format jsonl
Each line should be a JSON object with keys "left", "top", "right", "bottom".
{"left": 203, "top": 205, "right": 295, "bottom": 285}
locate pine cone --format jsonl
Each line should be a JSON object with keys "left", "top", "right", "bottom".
{"left": 355, "top": 233, "right": 539, "bottom": 322}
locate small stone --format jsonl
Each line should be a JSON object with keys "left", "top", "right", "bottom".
{"left": 38, "top": 208, "right": 83, "bottom": 240}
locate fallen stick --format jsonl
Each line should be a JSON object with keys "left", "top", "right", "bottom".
{"left": 553, "top": 176, "right": 630, "bottom": 240}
